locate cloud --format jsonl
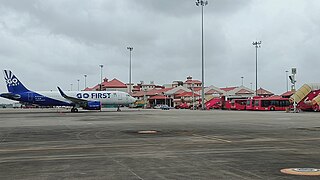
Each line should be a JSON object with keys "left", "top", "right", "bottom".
{"left": 1, "top": 0, "right": 320, "bottom": 104}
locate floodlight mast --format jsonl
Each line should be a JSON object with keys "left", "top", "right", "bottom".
{"left": 127, "top": 47, "right": 133, "bottom": 93}
{"left": 99, "top": 64, "right": 103, "bottom": 91}
{"left": 84, "top": 74, "right": 87, "bottom": 89}
{"left": 252, "top": 41, "right": 261, "bottom": 96}
{"left": 195, "top": 0, "right": 208, "bottom": 110}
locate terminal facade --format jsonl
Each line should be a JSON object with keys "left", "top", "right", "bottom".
{"left": 84, "top": 76, "right": 276, "bottom": 108}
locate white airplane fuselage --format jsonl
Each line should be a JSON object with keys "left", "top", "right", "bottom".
{"left": 21, "top": 90, "right": 136, "bottom": 106}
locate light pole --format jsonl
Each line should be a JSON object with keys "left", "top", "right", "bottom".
{"left": 285, "top": 70, "right": 289, "bottom": 92}
{"left": 250, "top": 82, "right": 253, "bottom": 90}
{"left": 192, "top": 83, "right": 195, "bottom": 110}
{"left": 241, "top": 76, "right": 244, "bottom": 86}
{"left": 252, "top": 41, "right": 262, "bottom": 96}
{"left": 195, "top": 0, "right": 208, "bottom": 110}
{"left": 99, "top": 64, "right": 103, "bottom": 91}
{"left": 127, "top": 47, "right": 133, "bottom": 93}
{"left": 77, "top": 79, "right": 80, "bottom": 91}
{"left": 84, "top": 74, "right": 87, "bottom": 89}
{"left": 70, "top": 83, "right": 73, "bottom": 91}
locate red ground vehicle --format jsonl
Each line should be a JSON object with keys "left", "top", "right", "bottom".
{"left": 289, "top": 84, "right": 320, "bottom": 112}
{"left": 246, "top": 96, "right": 262, "bottom": 110}
{"left": 297, "top": 89, "right": 320, "bottom": 111}
{"left": 175, "top": 102, "right": 189, "bottom": 109}
{"left": 219, "top": 96, "right": 231, "bottom": 110}
{"left": 230, "top": 99, "right": 247, "bottom": 110}
{"left": 312, "top": 94, "right": 320, "bottom": 111}
{"left": 252, "top": 96, "right": 290, "bottom": 111}
{"left": 205, "top": 98, "right": 221, "bottom": 110}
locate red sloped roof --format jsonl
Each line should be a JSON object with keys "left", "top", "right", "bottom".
{"left": 185, "top": 79, "right": 202, "bottom": 84}
{"left": 174, "top": 89, "right": 187, "bottom": 95}
{"left": 256, "top": 88, "right": 274, "bottom": 95}
{"left": 146, "top": 89, "right": 163, "bottom": 96}
{"left": 91, "top": 84, "right": 101, "bottom": 90}
{"left": 193, "top": 87, "right": 202, "bottom": 92}
{"left": 206, "top": 89, "right": 220, "bottom": 94}
{"left": 221, "top": 87, "right": 237, "bottom": 92}
{"left": 236, "top": 89, "right": 254, "bottom": 94}
{"left": 132, "top": 87, "right": 140, "bottom": 91}
{"left": 131, "top": 88, "right": 173, "bottom": 97}
{"left": 102, "top": 78, "right": 127, "bottom": 88}
{"left": 176, "top": 92, "right": 200, "bottom": 98}
{"left": 281, "top": 91, "right": 294, "bottom": 97}
{"left": 131, "top": 91, "right": 145, "bottom": 97}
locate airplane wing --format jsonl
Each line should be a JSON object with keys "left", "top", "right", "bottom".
{"left": 57, "top": 87, "right": 87, "bottom": 104}
{"left": 57, "top": 87, "right": 101, "bottom": 110}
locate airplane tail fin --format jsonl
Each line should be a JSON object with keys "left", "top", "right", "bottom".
{"left": 3, "top": 70, "right": 29, "bottom": 93}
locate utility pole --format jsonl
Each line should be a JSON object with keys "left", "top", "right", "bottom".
{"left": 195, "top": 0, "right": 208, "bottom": 110}
{"left": 127, "top": 47, "right": 133, "bottom": 93}
{"left": 289, "top": 68, "right": 297, "bottom": 112}
{"left": 99, "top": 64, "right": 103, "bottom": 91}
{"left": 252, "top": 41, "right": 262, "bottom": 96}
{"left": 285, "top": 70, "right": 289, "bottom": 92}
{"left": 84, "top": 74, "right": 87, "bottom": 89}
{"left": 192, "top": 83, "right": 195, "bottom": 110}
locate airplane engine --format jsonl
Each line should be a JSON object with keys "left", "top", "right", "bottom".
{"left": 83, "top": 101, "right": 101, "bottom": 110}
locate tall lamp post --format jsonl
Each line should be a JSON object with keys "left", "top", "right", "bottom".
{"left": 127, "top": 47, "right": 133, "bottom": 93}
{"left": 241, "top": 76, "right": 244, "bottom": 86}
{"left": 77, "top": 79, "right": 80, "bottom": 91}
{"left": 70, "top": 83, "right": 73, "bottom": 91}
{"left": 99, "top": 64, "right": 103, "bottom": 91}
{"left": 192, "top": 83, "right": 195, "bottom": 110}
{"left": 195, "top": 0, "right": 208, "bottom": 110}
{"left": 252, "top": 41, "right": 262, "bottom": 96}
{"left": 84, "top": 74, "right": 87, "bottom": 89}
{"left": 285, "top": 70, "right": 289, "bottom": 92}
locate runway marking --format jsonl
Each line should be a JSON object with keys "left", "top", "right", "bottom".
{"left": 1, "top": 136, "right": 319, "bottom": 153}
{"left": 192, "top": 134, "right": 232, "bottom": 143}
{"left": 112, "top": 158, "right": 144, "bottom": 180}
{"left": 0, "top": 147, "right": 296, "bottom": 164}
{"left": 241, "top": 137, "right": 320, "bottom": 143}
{"left": 223, "top": 164, "right": 263, "bottom": 179}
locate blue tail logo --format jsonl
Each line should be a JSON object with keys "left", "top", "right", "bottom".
{"left": 4, "top": 70, "right": 20, "bottom": 87}
{"left": 3, "top": 70, "right": 29, "bottom": 93}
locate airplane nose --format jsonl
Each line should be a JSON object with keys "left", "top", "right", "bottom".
{"left": 131, "top": 97, "right": 136, "bottom": 103}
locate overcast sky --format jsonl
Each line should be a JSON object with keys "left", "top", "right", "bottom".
{"left": 1, "top": 0, "right": 320, "bottom": 103}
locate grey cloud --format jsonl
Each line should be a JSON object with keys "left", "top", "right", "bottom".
{"left": 1, "top": 0, "right": 320, "bottom": 104}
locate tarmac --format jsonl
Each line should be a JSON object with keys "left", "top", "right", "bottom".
{"left": 0, "top": 108, "right": 320, "bottom": 179}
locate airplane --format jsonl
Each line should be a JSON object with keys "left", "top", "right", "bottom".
{"left": 0, "top": 70, "right": 136, "bottom": 112}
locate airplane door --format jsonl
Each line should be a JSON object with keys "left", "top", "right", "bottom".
{"left": 27, "top": 92, "right": 34, "bottom": 102}
{"left": 118, "top": 93, "right": 122, "bottom": 100}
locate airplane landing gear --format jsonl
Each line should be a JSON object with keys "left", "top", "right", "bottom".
{"left": 71, "top": 107, "right": 78, "bottom": 113}
{"left": 117, "top": 105, "right": 121, "bottom": 112}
